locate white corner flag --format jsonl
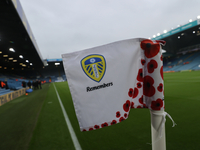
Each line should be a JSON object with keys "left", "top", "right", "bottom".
{"left": 62, "top": 38, "right": 165, "bottom": 131}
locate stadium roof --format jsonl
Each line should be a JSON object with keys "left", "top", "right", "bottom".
{"left": 152, "top": 19, "right": 200, "bottom": 56}
{"left": 0, "top": 0, "right": 44, "bottom": 73}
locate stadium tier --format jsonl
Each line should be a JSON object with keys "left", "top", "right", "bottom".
{"left": 163, "top": 50, "right": 200, "bottom": 72}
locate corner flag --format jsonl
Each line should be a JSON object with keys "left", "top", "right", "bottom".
{"left": 62, "top": 38, "right": 165, "bottom": 131}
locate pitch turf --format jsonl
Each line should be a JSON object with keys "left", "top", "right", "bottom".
{"left": 0, "top": 71, "right": 200, "bottom": 150}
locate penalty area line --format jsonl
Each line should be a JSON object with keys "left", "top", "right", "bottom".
{"left": 53, "top": 83, "right": 82, "bottom": 150}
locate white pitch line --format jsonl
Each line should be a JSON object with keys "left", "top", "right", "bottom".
{"left": 53, "top": 84, "right": 82, "bottom": 150}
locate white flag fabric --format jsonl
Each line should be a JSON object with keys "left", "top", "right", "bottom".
{"left": 62, "top": 38, "right": 165, "bottom": 131}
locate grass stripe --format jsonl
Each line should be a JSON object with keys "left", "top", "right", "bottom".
{"left": 0, "top": 83, "right": 49, "bottom": 150}
{"left": 28, "top": 83, "right": 75, "bottom": 150}
{"left": 53, "top": 83, "right": 82, "bottom": 150}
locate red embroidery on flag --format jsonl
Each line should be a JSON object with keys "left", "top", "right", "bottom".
{"left": 160, "top": 66, "right": 163, "bottom": 80}
{"left": 151, "top": 99, "right": 164, "bottom": 110}
{"left": 139, "top": 95, "right": 143, "bottom": 104}
{"left": 119, "top": 117, "right": 125, "bottom": 122}
{"left": 132, "top": 88, "right": 139, "bottom": 98}
{"left": 123, "top": 100, "right": 131, "bottom": 112}
{"left": 140, "top": 39, "right": 160, "bottom": 58}
{"left": 94, "top": 125, "right": 100, "bottom": 129}
{"left": 124, "top": 113, "right": 128, "bottom": 118}
{"left": 131, "top": 102, "right": 134, "bottom": 108}
{"left": 157, "top": 83, "right": 163, "bottom": 92}
{"left": 111, "top": 120, "right": 117, "bottom": 125}
{"left": 137, "top": 82, "right": 142, "bottom": 88}
{"left": 137, "top": 106, "right": 142, "bottom": 108}
{"left": 141, "top": 59, "right": 146, "bottom": 65}
{"left": 143, "top": 103, "right": 148, "bottom": 108}
{"left": 116, "top": 111, "right": 121, "bottom": 118}
{"left": 137, "top": 69, "right": 143, "bottom": 82}
{"left": 143, "top": 76, "right": 155, "bottom": 97}
{"left": 128, "top": 88, "right": 133, "bottom": 97}
{"left": 101, "top": 122, "right": 108, "bottom": 128}
{"left": 147, "top": 59, "right": 158, "bottom": 73}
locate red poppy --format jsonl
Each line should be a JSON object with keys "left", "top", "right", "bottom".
{"left": 157, "top": 83, "right": 163, "bottom": 92}
{"left": 143, "top": 75, "right": 155, "bottom": 97}
{"left": 137, "top": 69, "right": 143, "bottom": 82}
{"left": 123, "top": 100, "right": 131, "bottom": 112}
{"left": 141, "top": 59, "right": 146, "bottom": 65}
{"left": 94, "top": 125, "right": 100, "bottom": 129}
{"left": 143, "top": 103, "right": 148, "bottom": 108}
{"left": 160, "top": 66, "right": 163, "bottom": 80}
{"left": 101, "top": 122, "right": 108, "bottom": 128}
{"left": 160, "top": 55, "right": 163, "bottom": 61}
{"left": 137, "top": 82, "right": 142, "bottom": 88}
{"left": 128, "top": 88, "right": 133, "bottom": 97}
{"left": 139, "top": 95, "right": 143, "bottom": 104}
{"left": 140, "top": 39, "right": 160, "bottom": 58}
{"left": 89, "top": 128, "right": 93, "bottom": 131}
{"left": 137, "top": 106, "right": 142, "bottom": 108}
{"left": 111, "top": 120, "right": 117, "bottom": 125}
{"left": 124, "top": 113, "right": 128, "bottom": 118}
{"left": 119, "top": 117, "right": 125, "bottom": 122}
{"left": 151, "top": 98, "right": 164, "bottom": 110}
{"left": 116, "top": 111, "right": 121, "bottom": 118}
{"left": 131, "top": 102, "right": 134, "bottom": 108}
{"left": 82, "top": 129, "right": 86, "bottom": 132}
{"left": 133, "top": 88, "right": 139, "bottom": 98}
{"left": 147, "top": 59, "right": 158, "bottom": 73}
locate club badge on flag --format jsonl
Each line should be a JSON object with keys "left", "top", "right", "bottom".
{"left": 62, "top": 38, "right": 165, "bottom": 131}
{"left": 81, "top": 54, "right": 106, "bottom": 82}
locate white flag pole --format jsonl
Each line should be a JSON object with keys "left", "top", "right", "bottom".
{"left": 150, "top": 109, "right": 166, "bottom": 150}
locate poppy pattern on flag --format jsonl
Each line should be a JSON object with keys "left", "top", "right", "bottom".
{"left": 62, "top": 38, "right": 165, "bottom": 131}
{"left": 130, "top": 39, "right": 164, "bottom": 109}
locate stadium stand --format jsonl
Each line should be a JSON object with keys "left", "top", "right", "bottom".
{"left": 163, "top": 50, "right": 200, "bottom": 72}
{"left": 0, "top": 88, "right": 11, "bottom": 96}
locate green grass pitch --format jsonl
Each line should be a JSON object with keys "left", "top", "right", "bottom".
{"left": 0, "top": 71, "right": 200, "bottom": 150}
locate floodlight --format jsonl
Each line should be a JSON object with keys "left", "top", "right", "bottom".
{"left": 30, "top": 63, "right": 33, "bottom": 65}
{"left": 189, "top": 19, "right": 192, "bottom": 22}
{"left": 55, "top": 63, "right": 60, "bottom": 65}
{"left": 19, "top": 55, "right": 23, "bottom": 59}
{"left": 197, "top": 15, "right": 200, "bottom": 19}
{"left": 153, "top": 35, "right": 156, "bottom": 38}
{"left": 193, "top": 31, "right": 196, "bottom": 33}
{"left": 163, "top": 30, "right": 167, "bottom": 33}
{"left": 26, "top": 60, "right": 29, "bottom": 63}
{"left": 157, "top": 33, "right": 160, "bottom": 36}
{"left": 9, "top": 48, "right": 15, "bottom": 52}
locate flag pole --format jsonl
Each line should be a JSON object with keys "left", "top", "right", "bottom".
{"left": 150, "top": 109, "right": 166, "bottom": 150}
